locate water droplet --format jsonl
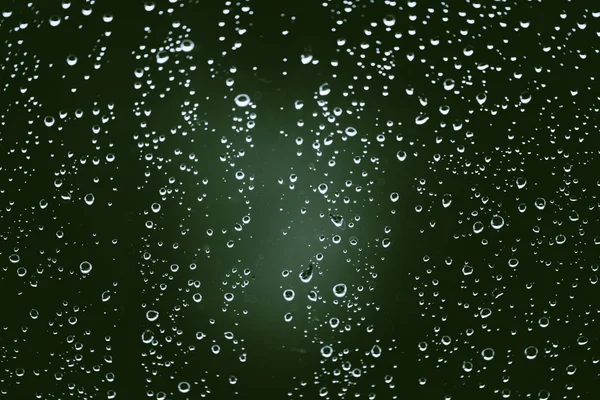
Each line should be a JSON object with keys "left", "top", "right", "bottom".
{"left": 333, "top": 283, "right": 347, "bottom": 298}
{"left": 84, "top": 193, "right": 95, "bottom": 205}
{"left": 577, "top": 336, "right": 588, "bottom": 345}
{"left": 482, "top": 348, "right": 495, "bottom": 361}
{"left": 234, "top": 94, "right": 250, "bottom": 107}
{"left": 490, "top": 215, "right": 505, "bottom": 229}
{"left": 283, "top": 289, "right": 295, "bottom": 301}
{"left": 318, "top": 83, "right": 330, "bottom": 96}
{"left": 476, "top": 92, "right": 487, "bottom": 105}
{"left": 181, "top": 39, "right": 195, "bottom": 52}
{"left": 443, "top": 79, "right": 455, "bottom": 90}
{"left": 156, "top": 50, "right": 169, "bottom": 64}
{"left": 320, "top": 345, "right": 333, "bottom": 358}
{"left": 329, "top": 214, "right": 345, "bottom": 229}
{"left": 462, "top": 264, "right": 473, "bottom": 275}
{"left": 177, "top": 381, "right": 191, "bottom": 393}
{"left": 524, "top": 345, "right": 538, "bottom": 360}
{"left": 520, "top": 91, "right": 532, "bottom": 104}
{"left": 79, "top": 261, "right": 92, "bottom": 274}
{"left": 299, "top": 264, "right": 314, "bottom": 283}
{"left": 415, "top": 114, "right": 429, "bottom": 125}
{"left": 300, "top": 53, "right": 313, "bottom": 64}
{"left": 442, "top": 194, "right": 452, "bottom": 208}
{"left": 49, "top": 15, "right": 61, "bottom": 26}
{"left": 141, "top": 329, "right": 154, "bottom": 343}
{"left": 516, "top": 177, "right": 527, "bottom": 189}
{"left": 144, "top": 1, "right": 155, "bottom": 12}
{"left": 146, "top": 310, "right": 159, "bottom": 322}
{"left": 534, "top": 197, "right": 546, "bottom": 210}
{"left": 66, "top": 54, "right": 78, "bottom": 66}
{"left": 44, "top": 116, "right": 55, "bottom": 127}
{"left": 344, "top": 127, "right": 357, "bottom": 137}
{"left": 382, "top": 14, "right": 396, "bottom": 27}
{"left": 462, "top": 361, "right": 473, "bottom": 372}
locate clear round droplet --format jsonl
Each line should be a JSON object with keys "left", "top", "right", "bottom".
{"left": 66, "top": 54, "right": 78, "bottom": 66}
{"left": 146, "top": 310, "right": 159, "bottom": 322}
{"left": 181, "top": 39, "right": 195, "bottom": 52}
{"left": 283, "top": 289, "right": 295, "bottom": 301}
{"left": 345, "top": 127, "right": 357, "bottom": 137}
{"left": 490, "top": 215, "right": 505, "bottom": 229}
{"left": 177, "top": 381, "right": 191, "bottom": 393}
{"left": 524, "top": 345, "right": 538, "bottom": 360}
{"left": 141, "top": 329, "right": 154, "bottom": 344}
{"left": 481, "top": 347, "right": 495, "bottom": 361}
{"left": 534, "top": 197, "right": 546, "bottom": 210}
{"left": 234, "top": 94, "right": 250, "bottom": 107}
{"left": 84, "top": 193, "right": 95, "bottom": 205}
{"left": 44, "top": 116, "right": 55, "bottom": 127}
{"left": 320, "top": 345, "right": 333, "bottom": 358}
{"left": 79, "top": 261, "right": 92, "bottom": 274}
{"left": 156, "top": 50, "right": 169, "bottom": 64}
{"left": 333, "top": 283, "right": 347, "bottom": 298}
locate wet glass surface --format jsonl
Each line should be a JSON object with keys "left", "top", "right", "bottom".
{"left": 0, "top": 1, "right": 598, "bottom": 399}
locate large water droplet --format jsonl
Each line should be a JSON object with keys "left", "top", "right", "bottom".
{"left": 146, "top": 310, "right": 159, "bottom": 322}
{"left": 79, "top": 261, "right": 92, "bottom": 274}
{"left": 234, "top": 94, "right": 250, "bottom": 107}
{"left": 333, "top": 283, "right": 347, "bottom": 298}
